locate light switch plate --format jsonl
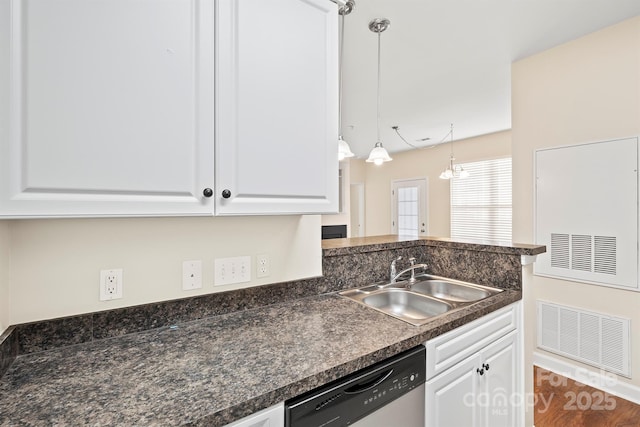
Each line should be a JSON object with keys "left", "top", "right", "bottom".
{"left": 214, "top": 256, "right": 251, "bottom": 286}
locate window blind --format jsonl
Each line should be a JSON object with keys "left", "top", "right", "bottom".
{"left": 450, "top": 157, "right": 512, "bottom": 242}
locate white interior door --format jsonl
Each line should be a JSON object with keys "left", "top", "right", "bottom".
{"left": 391, "top": 178, "right": 428, "bottom": 236}
{"left": 350, "top": 183, "right": 365, "bottom": 237}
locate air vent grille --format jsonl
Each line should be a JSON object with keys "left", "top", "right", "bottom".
{"left": 579, "top": 313, "right": 600, "bottom": 364}
{"left": 538, "top": 301, "right": 630, "bottom": 377}
{"left": 594, "top": 236, "right": 617, "bottom": 275}
{"left": 602, "top": 318, "right": 624, "bottom": 372}
{"left": 571, "top": 234, "right": 592, "bottom": 272}
{"left": 550, "top": 233, "right": 570, "bottom": 269}
{"left": 548, "top": 233, "right": 617, "bottom": 276}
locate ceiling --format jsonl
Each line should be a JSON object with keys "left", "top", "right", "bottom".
{"left": 340, "top": 0, "right": 640, "bottom": 158}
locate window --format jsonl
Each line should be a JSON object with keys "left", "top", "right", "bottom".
{"left": 450, "top": 158, "right": 512, "bottom": 242}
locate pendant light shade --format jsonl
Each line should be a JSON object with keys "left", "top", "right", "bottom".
{"left": 366, "top": 142, "right": 392, "bottom": 165}
{"left": 337, "top": 1, "right": 355, "bottom": 161}
{"left": 366, "top": 18, "right": 392, "bottom": 165}
{"left": 338, "top": 136, "right": 354, "bottom": 160}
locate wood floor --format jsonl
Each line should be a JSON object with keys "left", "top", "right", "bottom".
{"left": 534, "top": 366, "right": 640, "bottom": 427}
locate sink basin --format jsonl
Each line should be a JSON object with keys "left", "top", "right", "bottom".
{"left": 362, "top": 289, "right": 452, "bottom": 322}
{"left": 339, "top": 274, "right": 503, "bottom": 326}
{"left": 409, "top": 280, "right": 493, "bottom": 302}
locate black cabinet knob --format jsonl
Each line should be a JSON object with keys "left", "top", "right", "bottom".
{"left": 483, "top": 363, "right": 490, "bottom": 371}
{"left": 203, "top": 188, "right": 213, "bottom": 198}
{"left": 477, "top": 367, "right": 484, "bottom": 376}
{"left": 222, "top": 189, "right": 231, "bottom": 199}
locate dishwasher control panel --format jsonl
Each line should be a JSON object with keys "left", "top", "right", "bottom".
{"left": 359, "top": 366, "right": 422, "bottom": 409}
{"left": 285, "top": 345, "right": 426, "bottom": 427}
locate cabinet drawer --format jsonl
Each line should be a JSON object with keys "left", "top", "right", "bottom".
{"left": 425, "top": 302, "right": 520, "bottom": 380}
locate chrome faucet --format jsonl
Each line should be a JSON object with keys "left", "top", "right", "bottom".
{"left": 390, "top": 256, "right": 402, "bottom": 283}
{"left": 391, "top": 257, "right": 428, "bottom": 284}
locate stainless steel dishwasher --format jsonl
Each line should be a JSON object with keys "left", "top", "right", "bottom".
{"left": 285, "top": 345, "right": 425, "bottom": 427}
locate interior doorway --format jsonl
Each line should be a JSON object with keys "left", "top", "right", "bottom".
{"left": 391, "top": 178, "right": 428, "bottom": 236}
{"left": 350, "top": 183, "right": 365, "bottom": 237}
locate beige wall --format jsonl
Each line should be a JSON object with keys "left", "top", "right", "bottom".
{"left": 361, "top": 131, "right": 511, "bottom": 237}
{"left": 0, "top": 221, "right": 9, "bottom": 333}
{"left": 512, "top": 16, "right": 640, "bottom": 425}
{"left": 350, "top": 157, "right": 366, "bottom": 184}
{"left": 1, "top": 215, "right": 322, "bottom": 331}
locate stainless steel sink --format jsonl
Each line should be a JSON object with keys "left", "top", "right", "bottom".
{"left": 339, "top": 274, "right": 502, "bottom": 326}
{"left": 409, "top": 279, "right": 493, "bottom": 302}
{"left": 362, "top": 289, "right": 452, "bottom": 321}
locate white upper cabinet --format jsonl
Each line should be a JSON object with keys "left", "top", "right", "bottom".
{"left": 0, "top": 0, "right": 338, "bottom": 217}
{"left": 215, "top": 0, "right": 339, "bottom": 215}
{"left": 0, "top": 0, "right": 215, "bottom": 217}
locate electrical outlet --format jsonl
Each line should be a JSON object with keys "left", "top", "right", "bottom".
{"left": 182, "top": 260, "right": 202, "bottom": 290}
{"left": 256, "top": 254, "right": 269, "bottom": 278}
{"left": 100, "top": 269, "right": 123, "bottom": 301}
{"left": 214, "top": 256, "right": 251, "bottom": 286}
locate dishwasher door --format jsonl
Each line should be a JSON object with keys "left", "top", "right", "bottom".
{"left": 351, "top": 384, "right": 424, "bottom": 427}
{"left": 285, "top": 345, "right": 425, "bottom": 427}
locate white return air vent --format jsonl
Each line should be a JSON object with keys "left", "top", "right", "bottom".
{"left": 537, "top": 301, "right": 630, "bottom": 377}
{"left": 535, "top": 138, "right": 638, "bottom": 290}
{"left": 550, "top": 233, "right": 617, "bottom": 275}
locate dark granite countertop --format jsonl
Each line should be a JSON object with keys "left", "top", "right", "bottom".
{"left": 322, "top": 234, "right": 546, "bottom": 257}
{"left": 0, "top": 289, "right": 521, "bottom": 426}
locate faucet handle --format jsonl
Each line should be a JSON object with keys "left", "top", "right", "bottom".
{"left": 409, "top": 257, "right": 416, "bottom": 266}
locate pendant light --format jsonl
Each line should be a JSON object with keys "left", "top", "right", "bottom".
{"left": 366, "top": 18, "right": 392, "bottom": 165}
{"left": 439, "top": 124, "right": 469, "bottom": 179}
{"left": 337, "top": 1, "right": 355, "bottom": 161}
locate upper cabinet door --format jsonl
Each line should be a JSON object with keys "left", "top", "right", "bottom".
{"left": 215, "top": 0, "right": 339, "bottom": 215}
{"left": 0, "top": 0, "right": 215, "bottom": 217}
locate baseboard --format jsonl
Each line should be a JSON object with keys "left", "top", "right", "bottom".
{"left": 534, "top": 351, "right": 640, "bottom": 405}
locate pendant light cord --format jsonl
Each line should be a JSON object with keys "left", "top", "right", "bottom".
{"left": 376, "top": 31, "right": 382, "bottom": 143}
{"left": 338, "top": 14, "right": 345, "bottom": 136}
{"left": 450, "top": 123, "right": 454, "bottom": 157}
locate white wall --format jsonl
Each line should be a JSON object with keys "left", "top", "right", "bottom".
{"left": 361, "top": 131, "right": 511, "bottom": 237}
{"left": 2, "top": 215, "right": 322, "bottom": 330}
{"left": 0, "top": 221, "right": 9, "bottom": 333}
{"left": 512, "top": 16, "right": 640, "bottom": 426}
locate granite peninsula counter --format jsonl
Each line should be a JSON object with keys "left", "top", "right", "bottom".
{"left": 0, "top": 236, "right": 544, "bottom": 426}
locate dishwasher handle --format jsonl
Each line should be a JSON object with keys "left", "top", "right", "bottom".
{"left": 343, "top": 368, "right": 394, "bottom": 394}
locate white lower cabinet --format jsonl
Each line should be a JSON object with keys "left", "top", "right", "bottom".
{"left": 424, "top": 303, "right": 522, "bottom": 427}
{"left": 426, "top": 351, "right": 480, "bottom": 427}
{"left": 223, "top": 402, "right": 284, "bottom": 427}
{"left": 482, "top": 331, "right": 518, "bottom": 427}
